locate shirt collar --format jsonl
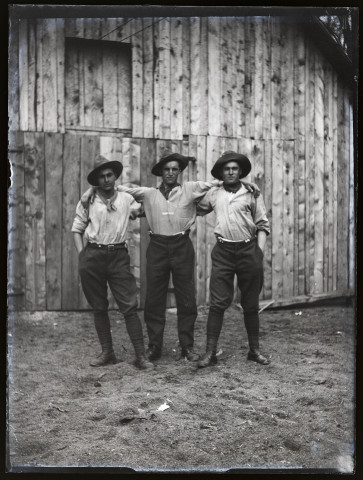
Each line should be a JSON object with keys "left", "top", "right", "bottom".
{"left": 96, "top": 189, "right": 118, "bottom": 211}
{"left": 158, "top": 182, "right": 181, "bottom": 200}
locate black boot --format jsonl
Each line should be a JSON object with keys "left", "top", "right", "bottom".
{"left": 198, "top": 309, "right": 224, "bottom": 368}
{"left": 125, "top": 312, "right": 154, "bottom": 370}
{"left": 244, "top": 313, "right": 270, "bottom": 365}
{"left": 181, "top": 346, "right": 200, "bottom": 362}
{"left": 197, "top": 345, "right": 218, "bottom": 368}
{"left": 90, "top": 312, "right": 118, "bottom": 367}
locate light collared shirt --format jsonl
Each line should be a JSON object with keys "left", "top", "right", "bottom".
{"left": 117, "top": 180, "right": 221, "bottom": 236}
{"left": 71, "top": 190, "right": 142, "bottom": 244}
{"left": 197, "top": 185, "right": 270, "bottom": 241}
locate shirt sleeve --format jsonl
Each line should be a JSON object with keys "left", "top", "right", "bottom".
{"left": 116, "top": 184, "right": 150, "bottom": 202}
{"left": 195, "top": 188, "right": 215, "bottom": 216}
{"left": 71, "top": 200, "right": 89, "bottom": 234}
{"left": 187, "top": 180, "right": 223, "bottom": 200}
{"left": 253, "top": 195, "right": 270, "bottom": 235}
{"left": 128, "top": 195, "right": 144, "bottom": 220}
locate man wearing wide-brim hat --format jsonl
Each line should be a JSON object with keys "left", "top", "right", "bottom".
{"left": 196, "top": 151, "right": 271, "bottom": 367}
{"left": 81, "top": 149, "right": 258, "bottom": 364}
{"left": 72, "top": 155, "right": 153, "bottom": 370}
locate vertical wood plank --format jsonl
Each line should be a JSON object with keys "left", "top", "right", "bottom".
{"left": 336, "top": 86, "right": 349, "bottom": 291}
{"left": 102, "top": 45, "right": 119, "bottom": 128}
{"left": 36, "top": 19, "right": 44, "bottom": 132}
{"left": 262, "top": 16, "right": 271, "bottom": 140}
{"left": 254, "top": 17, "right": 264, "bottom": 140}
{"left": 8, "top": 132, "right": 25, "bottom": 309}
{"left": 220, "top": 17, "right": 233, "bottom": 137}
{"left": 280, "top": 19, "right": 294, "bottom": 140}
{"left": 143, "top": 17, "right": 154, "bottom": 138}
{"left": 270, "top": 17, "right": 281, "bottom": 140}
{"left": 207, "top": 16, "right": 221, "bottom": 136}
{"left": 117, "top": 44, "right": 132, "bottom": 130}
{"left": 127, "top": 140, "right": 142, "bottom": 305}
{"left": 8, "top": 17, "right": 19, "bottom": 131}
{"left": 295, "top": 27, "right": 306, "bottom": 296}
{"left": 248, "top": 18, "right": 256, "bottom": 139}
{"left": 263, "top": 139, "right": 272, "bottom": 299}
{"left": 182, "top": 17, "right": 191, "bottom": 136}
{"left": 140, "top": 139, "right": 157, "bottom": 308}
{"left": 83, "top": 42, "right": 103, "bottom": 128}
{"left": 332, "top": 70, "right": 338, "bottom": 291}
{"left": 132, "top": 18, "right": 144, "bottom": 138}
{"left": 190, "top": 17, "right": 208, "bottom": 136}
{"left": 64, "top": 39, "right": 81, "bottom": 128}
{"left": 251, "top": 140, "right": 266, "bottom": 299}
{"left": 24, "top": 132, "right": 46, "bottom": 309}
{"left": 83, "top": 18, "right": 101, "bottom": 39}
{"left": 313, "top": 53, "right": 325, "bottom": 294}
{"left": 42, "top": 19, "right": 58, "bottom": 132}
{"left": 282, "top": 141, "right": 295, "bottom": 299}
{"left": 170, "top": 17, "right": 183, "bottom": 140}
{"left": 158, "top": 18, "right": 171, "bottom": 139}
{"left": 348, "top": 102, "right": 355, "bottom": 291}
{"left": 305, "top": 40, "right": 315, "bottom": 295}
{"left": 153, "top": 17, "right": 161, "bottom": 138}
{"left": 190, "top": 135, "right": 207, "bottom": 305}
{"left": 27, "top": 19, "right": 36, "bottom": 132}
{"left": 62, "top": 134, "right": 81, "bottom": 309}
{"left": 45, "top": 133, "right": 63, "bottom": 310}
{"left": 271, "top": 140, "right": 283, "bottom": 299}
{"left": 324, "top": 63, "right": 334, "bottom": 291}
{"left": 101, "top": 17, "right": 117, "bottom": 41}
{"left": 205, "top": 136, "right": 219, "bottom": 304}
{"left": 56, "top": 18, "right": 65, "bottom": 133}
{"left": 19, "top": 19, "right": 29, "bottom": 131}
{"left": 235, "top": 16, "right": 246, "bottom": 138}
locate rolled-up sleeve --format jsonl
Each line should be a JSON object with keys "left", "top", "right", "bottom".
{"left": 189, "top": 180, "right": 222, "bottom": 201}
{"left": 196, "top": 188, "right": 215, "bottom": 216}
{"left": 71, "top": 200, "right": 88, "bottom": 234}
{"left": 117, "top": 185, "right": 150, "bottom": 203}
{"left": 129, "top": 196, "right": 144, "bottom": 220}
{"left": 253, "top": 196, "right": 270, "bottom": 235}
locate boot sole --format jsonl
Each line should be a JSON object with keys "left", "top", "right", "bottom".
{"left": 197, "top": 357, "right": 218, "bottom": 368}
{"left": 89, "top": 357, "right": 120, "bottom": 367}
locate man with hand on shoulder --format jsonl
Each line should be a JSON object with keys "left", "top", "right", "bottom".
{"left": 72, "top": 155, "right": 153, "bottom": 370}
{"left": 196, "top": 151, "right": 270, "bottom": 368}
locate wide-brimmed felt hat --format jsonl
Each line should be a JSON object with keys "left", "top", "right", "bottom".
{"left": 211, "top": 151, "right": 251, "bottom": 180}
{"left": 151, "top": 150, "right": 196, "bottom": 176}
{"left": 87, "top": 155, "right": 123, "bottom": 186}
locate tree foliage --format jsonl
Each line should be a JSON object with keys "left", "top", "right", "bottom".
{"left": 319, "top": 9, "right": 358, "bottom": 60}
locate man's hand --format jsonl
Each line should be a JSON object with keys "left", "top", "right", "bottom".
{"left": 80, "top": 187, "right": 97, "bottom": 209}
{"left": 242, "top": 181, "right": 260, "bottom": 198}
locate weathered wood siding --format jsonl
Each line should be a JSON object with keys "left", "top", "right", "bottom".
{"left": 8, "top": 16, "right": 354, "bottom": 310}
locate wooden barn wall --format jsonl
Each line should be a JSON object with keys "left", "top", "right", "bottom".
{"left": 8, "top": 16, "right": 354, "bottom": 311}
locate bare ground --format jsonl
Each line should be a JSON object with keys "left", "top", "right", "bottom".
{"left": 7, "top": 302, "right": 355, "bottom": 473}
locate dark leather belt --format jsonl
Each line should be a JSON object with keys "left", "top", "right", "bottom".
{"left": 87, "top": 242, "right": 126, "bottom": 250}
{"left": 149, "top": 229, "right": 190, "bottom": 240}
{"left": 216, "top": 236, "right": 255, "bottom": 247}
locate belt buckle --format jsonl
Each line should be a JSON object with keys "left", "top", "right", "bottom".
{"left": 108, "top": 244, "right": 115, "bottom": 251}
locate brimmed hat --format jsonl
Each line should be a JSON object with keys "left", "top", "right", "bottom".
{"left": 87, "top": 155, "right": 123, "bottom": 186}
{"left": 211, "top": 151, "right": 251, "bottom": 180}
{"left": 151, "top": 150, "right": 196, "bottom": 176}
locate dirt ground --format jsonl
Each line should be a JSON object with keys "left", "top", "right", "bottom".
{"left": 7, "top": 301, "right": 355, "bottom": 473}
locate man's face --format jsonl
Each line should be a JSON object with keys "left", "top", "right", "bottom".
{"left": 97, "top": 168, "right": 116, "bottom": 192}
{"left": 222, "top": 161, "right": 242, "bottom": 185}
{"left": 161, "top": 160, "right": 181, "bottom": 186}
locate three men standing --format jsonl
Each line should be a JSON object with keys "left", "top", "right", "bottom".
{"left": 76, "top": 149, "right": 268, "bottom": 369}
